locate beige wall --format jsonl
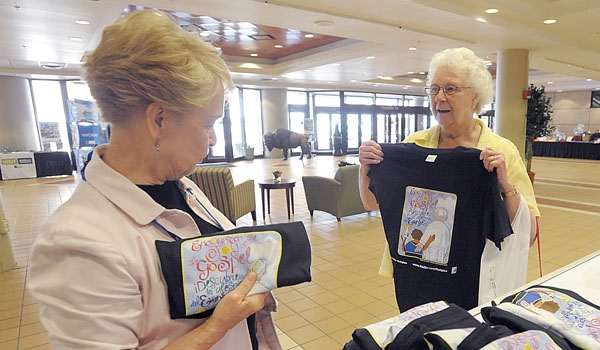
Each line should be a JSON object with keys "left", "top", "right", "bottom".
{"left": 549, "top": 90, "right": 600, "bottom": 136}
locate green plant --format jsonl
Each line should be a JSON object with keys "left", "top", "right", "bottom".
{"left": 525, "top": 84, "right": 555, "bottom": 173}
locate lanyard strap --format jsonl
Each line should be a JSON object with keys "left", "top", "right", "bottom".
{"left": 185, "top": 188, "right": 224, "bottom": 231}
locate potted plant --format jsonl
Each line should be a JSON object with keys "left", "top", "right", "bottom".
{"left": 241, "top": 142, "right": 254, "bottom": 160}
{"left": 525, "top": 84, "right": 555, "bottom": 183}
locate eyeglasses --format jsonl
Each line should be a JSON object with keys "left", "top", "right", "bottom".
{"left": 424, "top": 86, "right": 472, "bottom": 95}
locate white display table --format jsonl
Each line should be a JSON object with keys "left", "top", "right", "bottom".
{"left": 0, "top": 152, "right": 37, "bottom": 180}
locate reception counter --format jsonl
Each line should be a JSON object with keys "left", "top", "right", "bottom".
{"left": 533, "top": 141, "right": 600, "bottom": 160}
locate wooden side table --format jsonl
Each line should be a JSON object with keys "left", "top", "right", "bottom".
{"left": 258, "top": 179, "right": 296, "bottom": 220}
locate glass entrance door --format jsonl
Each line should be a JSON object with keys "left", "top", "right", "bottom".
{"left": 314, "top": 111, "right": 340, "bottom": 151}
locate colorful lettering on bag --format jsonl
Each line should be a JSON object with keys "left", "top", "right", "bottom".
{"left": 181, "top": 231, "right": 282, "bottom": 315}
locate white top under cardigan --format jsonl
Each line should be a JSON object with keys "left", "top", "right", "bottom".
{"left": 28, "top": 145, "right": 277, "bottom": 349}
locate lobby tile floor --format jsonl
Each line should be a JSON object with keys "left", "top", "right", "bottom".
{"left": 0, "top": 155, "right": 599, "bottom": 349}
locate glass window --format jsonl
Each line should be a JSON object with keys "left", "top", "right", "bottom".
{"left": 228, "top": 90, "right": 243, "bottom": 158}
{"left": 376, "top": 93, "right": 402, "bottom": 106}
{"left": 287, "top": 90, "right": 308, "bottom": 105}
{"left": 315, "top": 113, "right": 331, "bottom": 150}
{"left": 288, "top": 112, "right": 305, "bottom": 135}
{"left": 344, "top": 92, "right": 374, "bottom": 105}
{"left": 347, "top": 114, "right": 359, "bottom": 148}
{"left": 31, "top": 80, "right": 69, "bottom": 151}
{"left": 241, "top": 89, "right": 263, "bottom": 156}
{"left": 313, "top": 92, "right": 340, "bottom": 107}
{"left": 360, "top": 113, "right": 372, "bottom": 144}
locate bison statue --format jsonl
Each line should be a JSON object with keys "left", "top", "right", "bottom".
{"left": 263, "top": 128, "right": 312, "bottom": 160}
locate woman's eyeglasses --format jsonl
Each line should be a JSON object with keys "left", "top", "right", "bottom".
{"left": 424, "top": 86, "right": 472, "bottom": 95}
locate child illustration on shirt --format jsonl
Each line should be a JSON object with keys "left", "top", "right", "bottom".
{"left": 401, "top": 229, "right": 435, "bottom": 259}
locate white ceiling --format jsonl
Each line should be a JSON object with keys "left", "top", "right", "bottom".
{"left": 1, "top": 0, "right": 599, "bottom": 95}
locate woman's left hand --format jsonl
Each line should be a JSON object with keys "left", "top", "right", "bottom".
{"left": 480, "top": 147, "right": 512, "bottom": 192}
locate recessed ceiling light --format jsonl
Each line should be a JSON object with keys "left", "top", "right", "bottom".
{"left": 250, "top": 53, "right": 258, "bottom": 57}
{"left": 366, "top": 56, "right": 375, "bottom": 60}
{"left": 586, "top": 78, "right": 592, "bottom": 81}
{"left": 75, "top": 20, "right": 90, "bottom": 25}
{"left": 547, "top": 81, "right": 554, "bottom": 84}
{"left": 70, "top": 37, "right": 83, "bottom": 42}
{"left": 408, "top": 47, "right": 416, "bottom": 51}
{"left": 484, "top": 8, "right": 499, "bottom": 14}
{"left": 304, "top": 34, "right": 314, "bottom": 38}
{"left": 274, "top": 44, "right": 283, "bottom": 48}
{"left": 543, "top": 19, "right": 557, "bottom": 24}
{"left": 475, "top": 17, "right": 487, "bottom": 23}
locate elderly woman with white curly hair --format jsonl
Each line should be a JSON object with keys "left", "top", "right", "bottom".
{"left": 359, "top": 47, "right": 540, "bottom": 310}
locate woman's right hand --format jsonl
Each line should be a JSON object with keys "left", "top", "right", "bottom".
{"left": 359, "top": 140, "right": 384, "bottom": 167}
{"left": 358, "top": 140, "right": 383, "bottom": 211}
{"left": 166, "top": 272, "right": 265, "bottom": 349}
{"left": 208, "top": 271, "right": 266, "bottom": 333}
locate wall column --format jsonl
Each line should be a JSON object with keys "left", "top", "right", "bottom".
{"left": 495, "top": 49, "right": 529, "bottom": 159}
{"left": 0, "top": 76, "right": 39, "bottom": 152}
{"left": 261, "top": 88, "right": 288, "bottom": 158}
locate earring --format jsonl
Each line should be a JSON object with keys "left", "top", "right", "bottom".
{"left": 155, "top": 139, "right": 160, "bottom": 152}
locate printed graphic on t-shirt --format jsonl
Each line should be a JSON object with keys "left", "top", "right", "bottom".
{"left": 181, "top": 231, "right": 282, "bottom": 315}
{"left": 398, "top": 186, "right": 456, "bottom": 265}
{"left": 509, "top": 288, "right": 600, "bottom": 345}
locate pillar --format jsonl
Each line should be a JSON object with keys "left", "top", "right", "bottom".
{"left": 261, "top": 88, "right": 288, "bottom": 158}
{"left": 495, "top": 49, "right": 529, "bottom": 159}
{"left": 0, "top": 191, "right": 16, "bottom": 273}
{"left": 0, "top": 76, "right": 40, "bottom": 152}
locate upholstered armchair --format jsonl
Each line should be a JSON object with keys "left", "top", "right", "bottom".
{"left": 188, "top": 167, "right": 257, "bottom": 224}
{"left": 302, "top": 165, "right": 368, "bottom": 221}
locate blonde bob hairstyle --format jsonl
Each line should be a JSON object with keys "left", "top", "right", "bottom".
{"left": 427, "top": 47, "right": 493, "bottom": 115}
{"left": 83, "top": 10, "right": 234, "bottom": 124}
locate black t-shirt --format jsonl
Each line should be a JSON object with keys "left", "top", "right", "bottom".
{"left": 138, "top": 181, "right": 258, "bottom": 349}
{"left": 368, "top": 143, "right": 513, "bottom": 311}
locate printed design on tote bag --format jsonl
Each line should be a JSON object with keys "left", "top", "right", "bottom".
{"left": 398, "top": 186, "right": 456, "bottom": 265}
{"left": 181, "top": 231, "right": 282, "bottom": 315}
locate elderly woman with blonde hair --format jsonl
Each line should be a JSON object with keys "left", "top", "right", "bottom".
{"left": 29, "top": 10, "right": 281, "bottom": 350}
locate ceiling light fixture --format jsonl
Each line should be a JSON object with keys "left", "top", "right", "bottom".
{"left": 543, "top": 19, "right": 557, "bottom": 24}
{"left": 475, "top": 18, "right": 487, "bottom": 23}
{"left": 366, "top": 56, "right": 375, "bottom": 60}
{"left": 250, "top": 53, "right": 258, "bottom": 57}
{"left": 70, "top": 37, "right": 83, "bottom": 42}
{"left": 39, "top": 62, "right": 68, "bottom": 70}
{"left": 314, "top": 20, "right": 334, "bottom": 27}
{"left": 484, "top": 8, "right": 499, "bottom": 14}
{"left": 408, "top": 47, "right": 416, "bottom": 51}
{"left": 304, "top": 34, "right": 314, "bottom": 38}
{"left": 75, "top": 20, "right": 90, "bottom": 25}
{"left": 274, "top": 44, "right": 283, "bottom": 48}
